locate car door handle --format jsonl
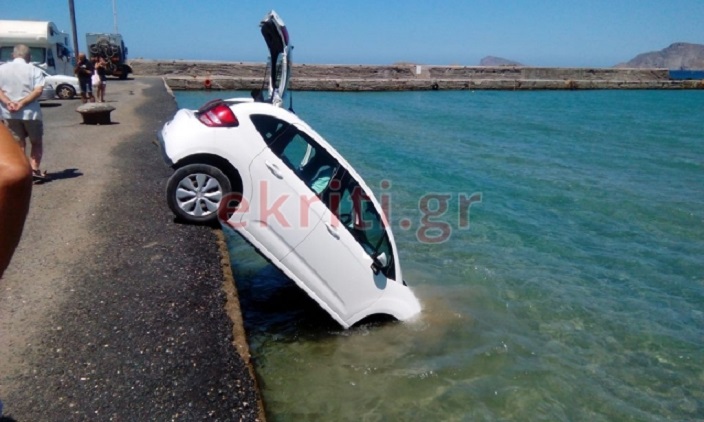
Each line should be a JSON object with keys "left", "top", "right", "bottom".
{"left": 265, "top": 161, "right": 283, "bottom": 178}
{"left": 325, "top": 222, "right": 340, "bottom": 239}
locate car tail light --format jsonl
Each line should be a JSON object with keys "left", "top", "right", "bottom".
{"left": 196, "top": 100, "right": 239, "bottom": 127}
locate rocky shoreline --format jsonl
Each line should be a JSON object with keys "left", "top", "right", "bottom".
{"left": 129, "top": 59, "right": 704, "bottom": 91}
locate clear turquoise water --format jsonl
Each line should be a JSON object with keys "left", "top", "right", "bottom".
{"left": 175, "top": 90, "right": 704, "bottom": 421}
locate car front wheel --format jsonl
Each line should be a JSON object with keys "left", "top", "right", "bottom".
{"left": 166, "top": 163, "right": 232, "bottom": 225}
{"left": 56, "top": 84, "right": 76, "bottom": 99}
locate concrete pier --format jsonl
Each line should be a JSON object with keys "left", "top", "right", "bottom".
{"left": 129, "top": 59, "right": 704, "bottom": 91}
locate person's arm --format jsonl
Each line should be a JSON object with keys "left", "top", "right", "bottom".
{"left": 0, "top": 89, "right": 17, "bottom": 112}
{"left": 0, "top": 89, "right": 11, "bottom": 106}
{"left": 13, "top": 85, "right": 44, "bottom": 110}
{"left": 11, "top": 68, "right": 44, "bottom": 111}
{"left": 0, "top": 124, "right": 32, "bottom": 278}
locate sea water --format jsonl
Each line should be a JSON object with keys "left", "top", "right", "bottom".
{"left": 174, "top": 90, "right": 704, "bottom": 421}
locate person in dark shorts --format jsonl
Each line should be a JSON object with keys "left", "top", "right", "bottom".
{"left": 74, "top": 52, "right": 95, "bottom": 103}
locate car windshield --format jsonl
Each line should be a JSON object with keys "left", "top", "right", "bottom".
{"left": 1, "top": 47, "right": 47, "bottom": 64}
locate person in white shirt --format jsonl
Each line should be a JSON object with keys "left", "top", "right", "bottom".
{"left": 0, "top": 44, "right": 47, "bottom": 181}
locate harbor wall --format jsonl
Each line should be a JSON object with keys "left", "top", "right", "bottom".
{"left": 129, "top": 59, "right": 704, "bottom": 91}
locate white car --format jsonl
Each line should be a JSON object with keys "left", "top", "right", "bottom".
{"left": 38, "top": 68, "right": 79, "bottom": 100}
{"left": 157, "top": 11, "right": 421, "bottom": 328}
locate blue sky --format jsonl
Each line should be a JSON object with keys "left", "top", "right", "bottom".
{"left": 2, "top": 0, "right": 703, "bottom": 67}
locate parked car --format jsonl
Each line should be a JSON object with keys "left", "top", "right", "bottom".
{"left": 37, "top": 67, "right": 79, "bottom": 100}
{"left": 157, "top": 11, "right": 422, "bottom": 328}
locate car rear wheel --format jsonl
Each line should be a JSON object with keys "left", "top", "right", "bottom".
{"left": 56, "top": 84, "right": 76, "bottom": 99}
{"left": 166, "top": 163, "right": 232, "bottom": 225}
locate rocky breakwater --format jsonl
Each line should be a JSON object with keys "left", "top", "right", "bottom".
{"left": 130, "top": 59, "right": 703, "bottom": 91}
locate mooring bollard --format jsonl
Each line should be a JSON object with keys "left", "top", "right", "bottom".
{"left": 76, "top": 103, "right": 116, "bottom": 125}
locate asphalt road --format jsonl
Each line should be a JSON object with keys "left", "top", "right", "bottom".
{"left": 0, "top": 78, "right": 263, "bottom": 421}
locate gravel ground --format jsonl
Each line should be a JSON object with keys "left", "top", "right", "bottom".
{"left": 0, "top": 77, "right": 263, "bottom": 421}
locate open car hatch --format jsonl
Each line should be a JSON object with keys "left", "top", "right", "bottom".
{"left": 260, "top": 10, "right": 291, "bottom": 107}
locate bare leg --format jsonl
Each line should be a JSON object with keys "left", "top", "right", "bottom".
{"left": 28, "top": 137, "right": 42, "bottom": 171}
{"left": 5, "top": 120, "right": 27, "bottom": 153}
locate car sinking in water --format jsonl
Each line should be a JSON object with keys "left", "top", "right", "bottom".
{"left": 157, "top": 11, "right": 421, "bottom": 328}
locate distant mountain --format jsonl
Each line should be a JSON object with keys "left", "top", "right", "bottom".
{"left": 615, "top": 42, "right": 704, "bottom": 69}
{"left": 479, "top": 56, "right": 524, "bottom": 66}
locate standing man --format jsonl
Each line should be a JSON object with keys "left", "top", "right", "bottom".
{"left": 74, "top": 52, "right": 94, "bottom": 103}
{"left": 0, "top": 44, "right": 47, "bottom": 181}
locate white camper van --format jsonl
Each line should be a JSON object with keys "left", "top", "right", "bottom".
{"left": 0, "top": 20, "right": 74, "bottom": 76}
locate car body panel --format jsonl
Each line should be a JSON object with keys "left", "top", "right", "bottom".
{"left": 243, "top": 144, "right": 313, "bottom": 259}
{"left": 282, "top": 207, "right": 385, "bottom": 320}
{"left": 160, "top": 108, "right": 219, "bottom": 162}
{"left": 37, "top": 67, "right": 79, "bottom": 100}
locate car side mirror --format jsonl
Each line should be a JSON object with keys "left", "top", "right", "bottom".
{"left": 371, "top": 252, "right": 388, "bottom": 275}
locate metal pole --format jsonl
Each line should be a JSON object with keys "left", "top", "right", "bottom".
{"left": 113, "top": 0, "right": 118, "bottom": 33}
{"left": 68, "top": 0, "right": 79, "bottom": 56}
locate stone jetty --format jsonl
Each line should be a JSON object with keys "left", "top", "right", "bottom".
{"left": 129, "top": 59, "right": 704, "bottom": 91}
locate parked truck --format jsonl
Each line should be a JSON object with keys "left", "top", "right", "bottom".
{"left": 86, "top": 32, "right": 131, "bottom": 79}
{"left": 0, "top": 20, "right": 74, "bottom": 75}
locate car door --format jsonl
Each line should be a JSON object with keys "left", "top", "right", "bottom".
{"left": 241, "top": 118, "right": 325, "bottom": 261}
{"left": 280, "top": 150, "right": 394, "bottom": 325}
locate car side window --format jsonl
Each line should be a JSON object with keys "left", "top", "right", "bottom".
{"left": 283, "top": 131, "right": 340, "bottom": 196}
{"left": 279, "top": 132, "right": 311, "bottom": 171}
{"left": 47, "top": 49, "right": 55, "bottom": 68}
{"left": 260, "top": 122, "right": 340, "bottom": 197}
{"left": 325, "top": 172, "right": 396, "bottom": 279}
{"left": 294, "top": 139, "right": 338, "bottom": 195}
{"left": 250, "top": 114, "right": 289, "bottom": 145}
